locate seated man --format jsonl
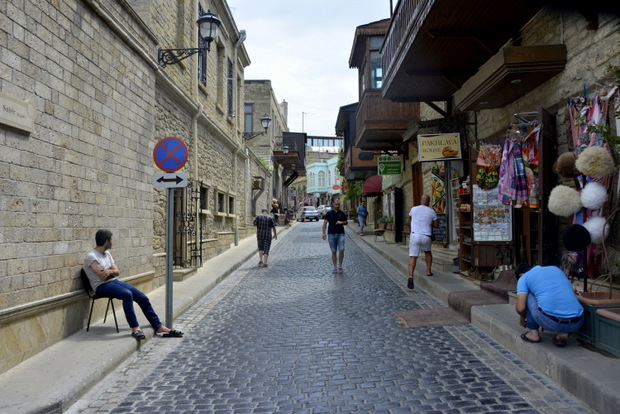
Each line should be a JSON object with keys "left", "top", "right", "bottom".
{"left": 516, "top": 263, "right": 583, "bottom": 347}
{"left": 83, "top": 229, "right": 183, "bottom": 340}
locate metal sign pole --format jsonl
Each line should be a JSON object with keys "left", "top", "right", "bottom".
{"left": 165, "top": 187, "right": 174, "bottom": 328}
{"left": 153, "top": 137, "right": 189, "bottom": 330}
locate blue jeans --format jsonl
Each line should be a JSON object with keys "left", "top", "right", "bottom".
{"left": 525, "top": 294, "right": 584, "bottom": 333}
{"left": 328, "top": 233, "right": 345, "bottom": 253}
{"left": 96, "top": 279, "right": 162, "bottom": 330}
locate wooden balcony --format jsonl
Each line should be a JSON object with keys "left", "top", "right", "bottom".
{"left": 381, "top": 0, "right": 541, "bottom": 102}
{"left": 355, "top": 89, "right": 419, "bottom": 151}
{"left": 343, "top": 146, "right": 381, "bottom": 181}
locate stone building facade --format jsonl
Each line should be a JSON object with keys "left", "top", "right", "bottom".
{"left": 0, "top": 0, "right": 267, "bottom": 374}
{"left": 379, "top": 7, "right": 620, "bottom": 258}
{"left": 244, "top": 79, "right": 289, "bottom": 211}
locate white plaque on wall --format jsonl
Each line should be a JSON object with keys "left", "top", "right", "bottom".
{"left": 0, "top": 91, "right": 36, "bottom": 133}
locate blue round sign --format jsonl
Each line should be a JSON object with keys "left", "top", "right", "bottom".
{"left": 153, "top": 137, "right": 188, "bottom": 172}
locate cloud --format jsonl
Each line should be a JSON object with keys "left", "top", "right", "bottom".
{"left": 227, "top": 0, "right": 391, "bottom": 136}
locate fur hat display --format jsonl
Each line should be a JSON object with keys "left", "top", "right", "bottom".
{"left": 562, "top": 224, "right": 591, "bottom": 251}
{"left": 552, "top": 152, "right": 580, "bottom": 178}
{"left": 548, "top": 185, "right": 582, "bottom": 217}
{"left": 575, "top": 146, "right": 615, "bottom": 177}
{"left": 583, "top": 216, "right": 609, "bottom": 244}
{"left": 580, "top": 182, "right": 608, "bottom": 210}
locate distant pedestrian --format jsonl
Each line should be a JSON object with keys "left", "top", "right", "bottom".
{"left": 516, "top": 263, "right": 584, "bottom": 347}
{"left": 83, "top": 229, "right": 183, "bottom": 340}
{"left": 254, "top": 208, "right": 277, "bottom": 267}
{"left": 356, "top": 201, "right": 368, "bottom": 235}
{"left": 407, "top": 194, "right": 438, "bottom": 289}
{"left": 271, "top": 199, "right": 279, "bottom": 226}
{"left": 322, "top": 200, "right": 348, "bottom": 273}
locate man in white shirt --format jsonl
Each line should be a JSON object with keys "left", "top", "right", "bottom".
{"left": 83, "top": 229, "right": 183, "bottom": 340}
{"left": 407, "top": 195, "right": 438, "bottom": 289}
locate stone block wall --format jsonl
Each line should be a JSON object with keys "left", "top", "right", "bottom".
{"left": 0, "top": 0, "right": 159, "bottom": 373}
{"left": 0, "top": 0, "right": 261, "bottom": 374}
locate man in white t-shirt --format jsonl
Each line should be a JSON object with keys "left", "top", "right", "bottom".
{"left": 83, "top": 229, "right": 183, "bottom": 340}
{"left": 407, "top": 195, "right": 438, "bottom": 289}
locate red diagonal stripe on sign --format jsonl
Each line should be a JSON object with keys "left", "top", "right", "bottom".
{"left": 160, "top": 142, "right": 182, "bottom": 164}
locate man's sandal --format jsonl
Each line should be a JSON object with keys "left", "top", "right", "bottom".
{"left": 162, "top": 329, "right": 184, "bottom": 338}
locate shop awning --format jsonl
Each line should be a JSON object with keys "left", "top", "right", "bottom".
{"left": 362, "top": 174, "right": 383, "bottom": 196}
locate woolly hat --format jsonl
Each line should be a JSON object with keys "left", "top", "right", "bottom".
{"left": 583, "top": 216, "right": 609, "bottom": 244}
{"left": 580, "top": 181, "right": 608, "bottom": 210}
{"left": 548, "top": 185, "right": 582, "bottom": 217}
{"left": 552, "top": 152, "right": 580, "bottom": 178}
{"left": 562, "top": 224, "right": 591, "bottom": 251}
{"left": 575, "top": 146, "right": 615, "bottom": 177}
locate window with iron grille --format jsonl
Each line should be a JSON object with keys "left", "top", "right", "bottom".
{"left": 217, "top": 192, "right": 225, "bottom": 213}
{"left": 227, "top": 59, "right": 233, "bottom": 116}
{"left": 244, "top": 103, "right": 253, "bottom": 133}
{"left": 200, "top": 185, "right": 209, "bottom": 210}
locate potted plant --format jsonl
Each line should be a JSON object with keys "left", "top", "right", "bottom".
{"left": 403, "top": 218, "right": 411, "bottom": 233}
{"left": 385, "top": 216, "right": 394, "bottom": 230}
{"left": 377, "top": 216, "right": 387, "bottom": 229}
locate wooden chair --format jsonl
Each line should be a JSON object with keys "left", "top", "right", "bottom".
{"left": 80, "top": 269, "right": 119, "bottom": 333}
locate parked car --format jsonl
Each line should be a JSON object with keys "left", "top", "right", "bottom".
{"left": 297, "top": 206, "right": 320, "bottom": 222}
{"left": 317, "top": 205, "right": 332, "bottom": 218}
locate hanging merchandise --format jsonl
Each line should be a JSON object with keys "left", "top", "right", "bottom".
{"left": 564, "top": 86, "right": 619, "bottom": 286}
{"left": 475, "top": 144, "right": 501, "bottom": 190}
{"left": 497, "top": 119, "right": 540, "bottom": 207}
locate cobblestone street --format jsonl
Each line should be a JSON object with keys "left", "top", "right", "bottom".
{"left": 67, "top": 223, "right": 591, "bottom": 413}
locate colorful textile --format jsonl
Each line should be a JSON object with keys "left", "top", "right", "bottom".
{"left": 476, "top": 144, "right": 502, "bottom": 167}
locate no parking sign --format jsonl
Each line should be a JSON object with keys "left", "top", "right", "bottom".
{"left": 153, "top": 137, "right": 188, "bottom": 172}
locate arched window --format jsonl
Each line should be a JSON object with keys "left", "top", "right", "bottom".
{"left": 327, "top": 170, "right": 331, "bottom": 186}
{"left": 318, "top": 171, "right": 326, "bottom": 187}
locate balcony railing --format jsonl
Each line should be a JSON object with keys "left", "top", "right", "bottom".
{"left": 382, "top": 0, "right": 429, "bottom": 87}
{"left": 356, "top": 90, "right": 419, "bottom": 146}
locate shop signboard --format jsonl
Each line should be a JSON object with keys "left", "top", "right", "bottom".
{"left": 378, "top": 155, "right": 402, "bottom": 175}
{"left": 417, "top": 133, "right": 462, "bottom": 162}
{"left": 432, "top": 214, "right": 447, "bottom": 242}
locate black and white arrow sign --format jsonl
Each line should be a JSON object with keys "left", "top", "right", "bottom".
{"left": 153, "top": 173, "right": 188, "bottom": 188}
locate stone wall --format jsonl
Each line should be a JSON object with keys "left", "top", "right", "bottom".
{"left": 0, "top": 0, "right": 159, "bottom": 373}
{"left": 0, "top": 0, "right": 262, "bottom": 375}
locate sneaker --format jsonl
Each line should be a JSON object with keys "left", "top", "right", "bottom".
{"left": 407, "top": 278, "right": 414, "bottom": 289}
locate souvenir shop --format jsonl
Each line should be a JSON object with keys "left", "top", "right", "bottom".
{"left": 458, "top": 86, "right": 619, "bottom": 288}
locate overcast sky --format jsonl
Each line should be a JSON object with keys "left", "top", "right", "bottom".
{"left": 226, "top": 1, "right": 392, "bottom": 137}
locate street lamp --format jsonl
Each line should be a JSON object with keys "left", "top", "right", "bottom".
{"left": 243, "top": 114, "right": 272, "bottom": 140}
{"left": 282, "top": 145, "right": 289, "bottom": 154}
{"left": 158, "top": 10, "right": 221, "bottom": 68}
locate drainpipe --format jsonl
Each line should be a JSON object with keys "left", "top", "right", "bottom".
{"left": 233, "top": 31, "right": 247, "bottom": 245}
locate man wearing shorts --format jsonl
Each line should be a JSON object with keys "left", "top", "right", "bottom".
{"left": 254, "top": 208, "right": 277, "bottom": 267}
{"left": 407, "top": 195, "right": 438, "bottom": 289}
{"left": 322, "top": 200, "right": 348, "bottom": 273}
